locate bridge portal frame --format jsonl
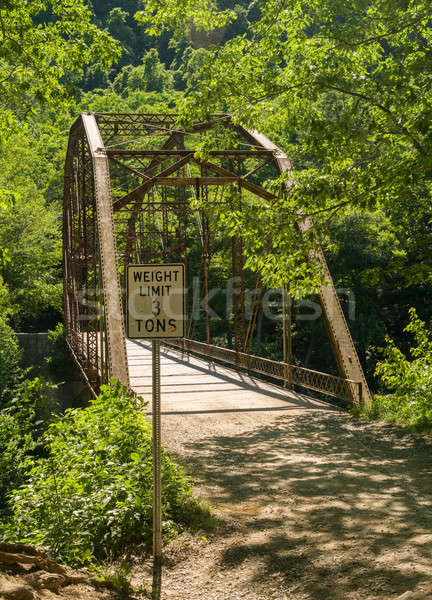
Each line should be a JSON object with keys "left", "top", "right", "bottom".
{"left": 63, "top": 112, "right": 371, "bottom": 404}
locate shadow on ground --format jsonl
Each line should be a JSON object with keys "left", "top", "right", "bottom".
{"left": 180, "top": 410, "right": 432, "bottom": 599}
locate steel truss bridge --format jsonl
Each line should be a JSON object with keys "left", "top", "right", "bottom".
{"left": 63, "top": 112, "right": 371, "bottom": 405}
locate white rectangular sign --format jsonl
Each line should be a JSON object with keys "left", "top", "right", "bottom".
{"left": 127, "top": 263, "right": 185, "bottom": 339}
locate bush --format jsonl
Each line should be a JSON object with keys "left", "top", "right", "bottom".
{"left": 373, "top": 308, "right": 432, "bottom": 428}
{"left": 46, "top": 323, "right": 75, "bottom": 381}
{"left": 0, "top": 411, "right": 33, "bottom": 517}
{"left": 8, "top": 377, "right": 59, "bottom": 439}
{"left": 0, "top": 377, "right": 58, "bottom": 516}
{"left": 4, "top": 380, "right": 193, "bottom": 565}
{"left": 0, "top": 312, "right": 22, "bottom": 403}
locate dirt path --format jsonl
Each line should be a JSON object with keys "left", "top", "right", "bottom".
{"left": 130, "top": 348, "right": 432, "bottom": 599}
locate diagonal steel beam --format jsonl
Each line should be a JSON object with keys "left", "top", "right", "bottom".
{"left": 134, "top": 132, "right": 184, "bottom": 178}
{"left": 109, "top": 156, "right": 152, "bottom": 180}
{"left": 113, "top": 153, "right": 194, "bottom": 211}
{"left": 193, "top": 157, "right": 277, "bottom": 202}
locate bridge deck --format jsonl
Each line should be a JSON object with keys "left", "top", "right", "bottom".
{"left": 127, "top": 339, "right": 329, "bottom": 415}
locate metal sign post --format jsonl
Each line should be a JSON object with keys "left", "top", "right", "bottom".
{"left": 152, "top": 339, "right": 162, "bottom": 561}
{"left": 126, "top": 263, "right": 185, "bottom": 567}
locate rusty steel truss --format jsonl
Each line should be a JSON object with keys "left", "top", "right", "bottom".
{"left": 63, "top": 111, "right": 371, "bottom": 404}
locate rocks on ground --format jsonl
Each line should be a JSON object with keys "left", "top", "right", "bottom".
{"left": 0, "top": 542, "right": 113, "bottom": 600}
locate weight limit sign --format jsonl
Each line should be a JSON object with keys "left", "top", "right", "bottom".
{"left": 126, "top": 263, "right": 185, "bottom": 340}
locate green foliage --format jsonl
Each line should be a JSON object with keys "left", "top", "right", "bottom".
{"left": 0, "top": 186, "right": 62, "bottom": 329}
{"left": 373, "top": 308, "right": 432, "bottom": 428}
{"left": 0, "top": 275, "right": 12, "bottom": 318}
{"left": 0, "top": 376, "right": 58, "bottom": 515}
{"left": 86, "top": 0, "right": 252, "bottom": 91}
{"left": 174, "top": 47, "right": 211, "bottom": 91}
{"left": 113, "top": 49, "right": 174, "bottom": 95}
{"left": 79, "top": 87, "right": 182, "bottom": 116}
{"left": 4, "top": 380, "right": 193, "bottom": 565}
{"left": 0, "top": 272, "right": 22, "bottom": 401}
{"left": 136, "top": 0, "right": 236, "bottom": 38}
{"left": 0, "top": 101, "right": 70, "bottom": 331}
{"left": 328, "top": 211, "right": 405, "bottom": 288}
{"left": 322, "top": 209, "right": 415, "bottom": 377}
{"left": 107, "top": 7, "right": 136, "bottom": 56}
{"left": 0, "top": 411, "right": 32, "bottom": 518}
{"left": 137, "top": 0, "right": 432, "bottom": 292}
{"left": 0, "top": 0, "right": 120, "bottom": 138}
{"left": 81, "top": 64, "right": 110, "bottom": 92}
{"left": 46, "top": 323, "right": 75, "bottom": 381}
{"left": 0, "top": 0, "right": 429, "bottom": 411}
{"left": 95, "top": 561, "right": 134, "bottom": 596}
{"left": 8, "top": 377, "right": 59, "bottom": 439}
{"left": 0, "top": 311, "right": 22, "bottom": 401}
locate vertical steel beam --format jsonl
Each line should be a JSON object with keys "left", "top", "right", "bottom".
{"left": 282, "top": 283, "right": 293, "bottom": 389}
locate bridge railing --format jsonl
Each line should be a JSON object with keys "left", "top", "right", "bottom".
{"left": 164, "top": 338, "right": 362, "bottom": 404}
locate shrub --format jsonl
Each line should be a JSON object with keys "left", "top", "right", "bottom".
{"left": 0, "top": 411, "right": 33, "bottom": 517}
{"left": 0, "top": 377, "right": 58, "bottom": 516}
{"left": 4, "top": 379, "right": 193, "bottom": 565}
{"left": 46, "top": 323, "right": 75, "bottom": 381}
{"left": 374, "top": 308, "right": 432, "bottom": 428}
{"left": 0, "top": 312, "right": 22, "bottom": 403}
{"left": 8, "top": 376, "right": 59, "bottom": 439}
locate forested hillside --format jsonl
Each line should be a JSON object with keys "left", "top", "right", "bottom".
{"left": 1, "top": 0, "right": 431, "bottom": 381}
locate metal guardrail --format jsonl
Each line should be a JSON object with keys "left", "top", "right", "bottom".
{"left": 164, "top": 338, "right": 362, "bottom": 403}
